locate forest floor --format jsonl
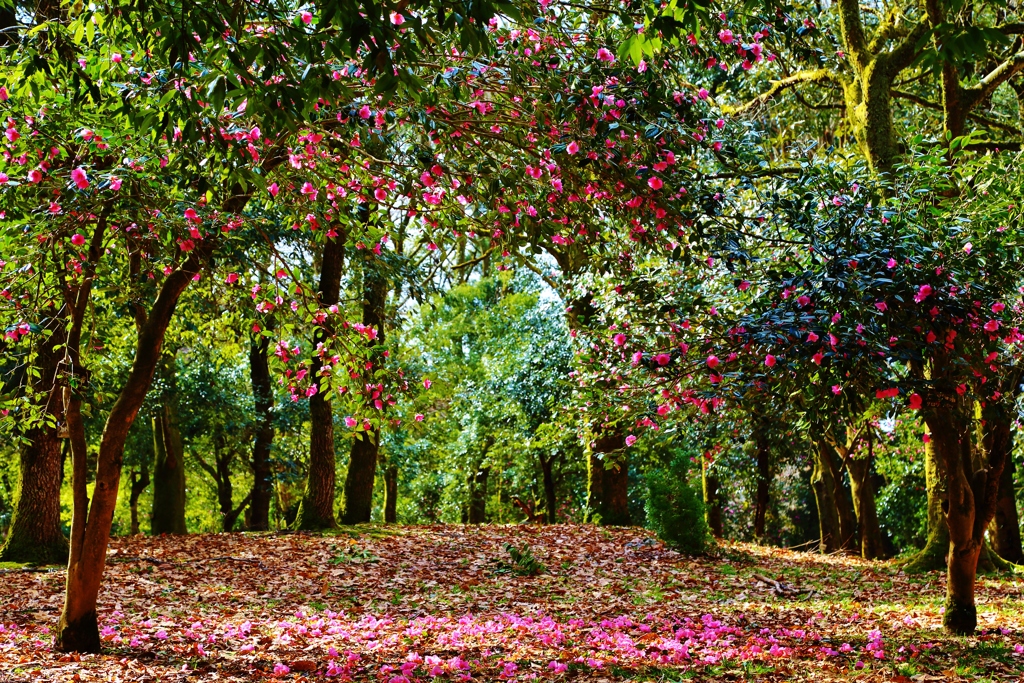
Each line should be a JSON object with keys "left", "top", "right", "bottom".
{"left": 1, "top": 525, "right": 1023, "bottom": 682}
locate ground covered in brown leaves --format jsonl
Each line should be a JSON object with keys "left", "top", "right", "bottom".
{"left": 2, "top": 525, "right": 1023, "bottom": 682}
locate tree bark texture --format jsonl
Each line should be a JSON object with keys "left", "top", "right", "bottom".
{"left": 294, "top": 234, "right": 345, "bottom": 530}
{"left": 151, "top": 358, "right": 187, "bottom": 536}
{"left": 986, "top": 415, "right": 1022, "bottom": 564}
{"left": 57, "top": 236, "right": 209, "bottom": 653}
{"left": 587, "top": 432, "right": 630, "bottom": 526}
{"left": 340, "top": 265, "right": 388, "bottom": 525}
{"left": 811, "top": 439, "right": 844, "bottom": 553}
{"left": 702, "top": 459, "right": 723, "bottom": 538}
{"left": 468, "top": 466, "right": 489, "bottom": 524}
{"left": 247, "top": 336, "right": 275, "bottom": 531}
{"left": 540, "top": 453, "right": 558, "bottom": 525}
{"left": 128, "top": 470, "right": 150, "bottom": 536}
{"left": 383, "top": 463, "right": 398, "bottom": 524}
{"left": 0, "top": 313, "right": 69, "bottom": 565}
{"left": 753, "top": 431, "right": 771, "bottom": 540}
{"left": 846, "top": 455, "right": 886, "bottom": 560}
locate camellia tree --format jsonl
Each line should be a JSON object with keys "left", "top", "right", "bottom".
{"left": 579, "top": 145, "right": 1024, "bottom": 634}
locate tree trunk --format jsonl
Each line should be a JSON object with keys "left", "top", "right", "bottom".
{"left": 0, "top": 314, "right": 69, "bottom": 565}
{"left": 341, "top": 432, "right": 379, "bottom": 524}
{"left": 754, "top": 434, "right": 771, "bottom": 541}
{"left": 247, "top": 336, "right": 274, "bottom": 531}
{"left": 540, "top": 454, "right": 558, "bottom": 525}
{"left": 150, "top": 403, "right": 187, "bottom": 535}
{"left": 294, "top": 234, "right": 345, "bottom": 530}
{"left": 811, "top": 439, "right": 844, "bottom": 553}
{"left": 702, "top": 459, "right": 723, "bottom": 538}
{"left": 846, "top": 451, "right": 886, "bottom": 560}
{"left": 587, "top": 432, "right": 631, "bottom": 526}
{"left": 128, "top": 470, "right": 150, "bottom": 536}
{"left": 987, "top": 416, "right": 1022, "bottom": 564}
{"left": 903, "top": 428, "right": 951, "bottom": 572}
{"left": 383, "top": 463, "right": 398, "bottom": 524}
{"left": 57, "top": 242, "right": 207, "bottom": 653}
{"left": 468, "top": 466, "right": 489, "bottom": 524}
{"left": 340, "top": 265, "right": 387, "bottom": 525}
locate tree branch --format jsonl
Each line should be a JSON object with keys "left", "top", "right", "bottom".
{"left": 887, "top": 20, "right": 929, "bottom": 74}
{"left": 725, "top": 69, "right": 838, "bottom": 115}
{"left": 962, "top": 51, "right": 1024, "bottom": 113}
{"left": 838, "top": 0, "right": 871, "bottom": 68}
{"left": 893, "top": 89, "right": 1022, "bottom": 135}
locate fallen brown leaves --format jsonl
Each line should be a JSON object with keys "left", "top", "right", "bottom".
{"left": 1, "top": 525, "right": 1022, "bottom": 682}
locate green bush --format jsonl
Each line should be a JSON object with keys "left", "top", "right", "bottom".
{"left": 644, "top": 455, "right": 711, "bottom": 555}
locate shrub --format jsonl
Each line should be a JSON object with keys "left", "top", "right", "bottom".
{"left": 644, "top": 455, "right": 711, "bottom": 555}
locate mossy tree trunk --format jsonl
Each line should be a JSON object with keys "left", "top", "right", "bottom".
{"left": 539, "top": 452, "right": 559, "bottom": 525}
{"left": 811, "top": 439, "right": 845, "bottom": 554}
{"left": 702, "top": 458, "right": 723, "bottom": 538}
{"left": 294, "top": 231, "right": 345, "bottom": 531}
{"left": 903, "top": 427, "right": 950, "bottom": 572}
{"left": 587, "top": 431, "right": 630, "bottom": 526}
{"left": 151, "top": 385, "right": 187, "bottom": 536}
{"left": 468, "top": 466, "right": 489, "bottom": 524}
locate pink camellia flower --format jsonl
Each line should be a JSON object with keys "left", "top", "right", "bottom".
{"left": 654, "top": 353, "right": 671, "bottom": 366}
{"left": 390, "top": 11, "right": 404, "bottom": 25}
{"left": 796, "top": 295, "right": 810, "bottom": 307}
{"left": 344, "top": 416, "right": 357, "bottom": 428}
{"left": 909, "top": 393, "right": 923, "bottom": 410}
{"left": 225, "top": 273, "right": 238, "bottom": 284}
{"left": 71, "top": 233, "right": 86, "bottom": 246}
{"left": 268, "top": 182, "right": 279, "bottom": 197}
{"left": 28, "top": 169, "right": 43, "bottom": 183}
{"left": 596, "top": 47, "right": 615, "bottom": 62}
{"left": 111, "top": 53, "right": 123, "bottom": 63}
{"left": 806, "top": 331, "right": 819, "bottom": 342}
{"left": 414, "top": 413, "right": 424, "bottom": 422}
{"left": 875, "top": 301, "right": 887, "bottom": 312}
{"left": 625, "top": 434, "right": 637, "bottom": 446}
{"left": 0, "top": 86, "right": 7, "bottom": 101}
{"left": 0, "top": 173, "right": 8, "bottom": 184}
{"left": 698, "top": 88, "right": 709, "bottom": 100}
{"left": 109, "top": 176, "right": 122, "bottom": 191}
{"left": 832, "top": 385, "right": 842, "bottom": 394}
{"left": 764, "top": 354, "right": 776, "bottom": 367}
{"left": 738, "top": 280, "right": 750, "bottom": 291}
{"left": 300, "top": 11, "right": 313, "bottom": 24}
{"left": 49, "top": 202, "right": 61, "bottom": 214}
{"left": 374, "top": 187, "right": 387, "bottom": 201}
{"left": 358, "top": 104, "right": 372, "bottom": 119}
{"left": 886, "top": 258, "right": 897, "bottom": 269}
{"left": 613, "top": 333, "right": 627, "bottom": 346}
{"left": 706, "top": 355, "right": 720, "bottom": 369}
{"left": 715, "top": 118, "right": 725, "bottom": 129}
{"left": 992, "top": 302, "right": 1005, "bottom": 313}
{"left": 566, "top": 141, "right": 579, "bottom": 155}
{"left": 812, "top": 352, "right": 823, "bottom": 365}
{"left": 71, "top": 167, "right": 89, "bottom": 189}
{"left": 273, "top": 663, "right": 290, "bottom": 676}
{"left": 984, "top": 320, "right": 1000, "bottom": 332}
{"left": 914, "top": 284, "right": 933, "bottom": 302}
{"left": 648, "top": 177, "right": 663, "bottom": 190}
{"left": 718, "top": 29, "right": 734, "bottom": 44}
{"left": 423, "top": 379, "right": 432, "bottom": 389}
{"left": 184, "top": 207, "right": 199, "bottom": 221}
